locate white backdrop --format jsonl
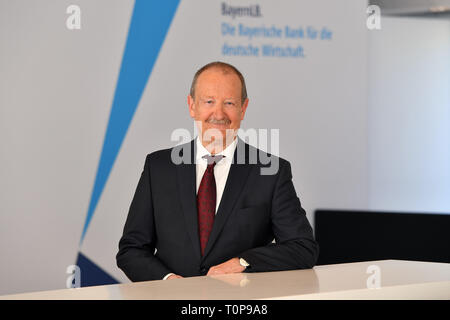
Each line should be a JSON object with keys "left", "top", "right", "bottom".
{"left": 0, "top": 0, "right": 369, "bottom": 294}
{"left": 368, "top": 16, "right": 450, "bottom": 212}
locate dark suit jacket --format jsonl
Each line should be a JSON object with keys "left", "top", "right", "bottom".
{"left": 116, "top": 139, "right": 319, "bottom": 281}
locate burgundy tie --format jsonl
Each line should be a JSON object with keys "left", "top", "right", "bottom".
{"left": 197, "top": 155, "right": 224, "bottom": 256}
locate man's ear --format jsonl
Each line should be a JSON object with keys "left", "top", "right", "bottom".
{"left": 188, "top": 95, "right": 196, "bottom": 118}
{"left": 240, "top": 98, "right": 249, "bottom": 120}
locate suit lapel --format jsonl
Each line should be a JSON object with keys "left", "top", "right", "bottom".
{"left": 176, "top": 140, "right": 202, "bottom": 260}
{"left": 202, "top": 139, "right": 252, "bottom": 259}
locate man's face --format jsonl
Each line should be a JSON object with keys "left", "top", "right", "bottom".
{"left": 188, "top": 68, "right": 249, "bottom": 148}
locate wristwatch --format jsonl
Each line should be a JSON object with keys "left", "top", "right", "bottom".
{"left": 239, "top": 257, "right": 250, "bottom": 269}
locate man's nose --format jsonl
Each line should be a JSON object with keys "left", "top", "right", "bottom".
{"left": 213, "top": 104, "right": 226, "bottom": 119}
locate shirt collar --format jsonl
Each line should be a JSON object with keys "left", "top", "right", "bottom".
{"left": 196, "top": 136, "right": 237, "bottom": 163}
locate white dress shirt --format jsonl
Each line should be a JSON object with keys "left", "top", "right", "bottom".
{"left": 163, "top": 137, "right": 237, "bottom": 280}
{"left": 195, "top": 137, "right": 237, "bottom": 213}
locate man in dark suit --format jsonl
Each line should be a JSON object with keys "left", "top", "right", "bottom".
{"left": 116, "top": 62, "right": 318, "bottom": 281}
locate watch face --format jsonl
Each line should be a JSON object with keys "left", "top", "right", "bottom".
{"left": 239, "top": 258, "right": 249, "bottom": 267}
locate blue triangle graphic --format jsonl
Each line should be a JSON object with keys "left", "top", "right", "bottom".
{"left": 76, "top": 252, "right": 119, "bottom": 287}
{"left": 80, "top": 0, "right": 180, "bottom": 245}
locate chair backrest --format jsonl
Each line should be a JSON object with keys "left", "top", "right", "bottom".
{"left": 314, "top": 210, "right": 450, "bottom": 265}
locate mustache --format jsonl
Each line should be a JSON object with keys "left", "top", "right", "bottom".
{"left": 206, "top": 117, "right": 231, "bottom": 125}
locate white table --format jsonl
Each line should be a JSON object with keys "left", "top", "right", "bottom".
{"left": 1, "top": 260, "right": 449, "bottom": 300}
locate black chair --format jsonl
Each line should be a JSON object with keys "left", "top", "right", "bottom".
{"left": 314, "top": 210, "right": 450, "bottom": 265}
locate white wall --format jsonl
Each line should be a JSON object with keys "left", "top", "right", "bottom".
{"left": 368, "top": 16, "right": 450, "bottom": 213}
{"left": 0, "top": 0, "right": 135, "bottom": 295}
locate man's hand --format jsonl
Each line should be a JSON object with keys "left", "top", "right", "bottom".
{"left": 167, "top": 274, "right": 183, "bottom": 280}
{"left": 207, "top": 258, "right": 246, "bottom": 276}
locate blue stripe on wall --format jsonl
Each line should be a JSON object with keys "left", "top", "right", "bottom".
{"left": 80, "top": 0, "right": 180, "bottom": 245}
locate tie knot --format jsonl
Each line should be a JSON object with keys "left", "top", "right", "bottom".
{"left": 203, "top": 154, "right": 224, "bottom": 166}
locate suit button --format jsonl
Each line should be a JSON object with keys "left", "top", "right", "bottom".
{"left": 200, "top": 267, "right": 207, "bottom": 274}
